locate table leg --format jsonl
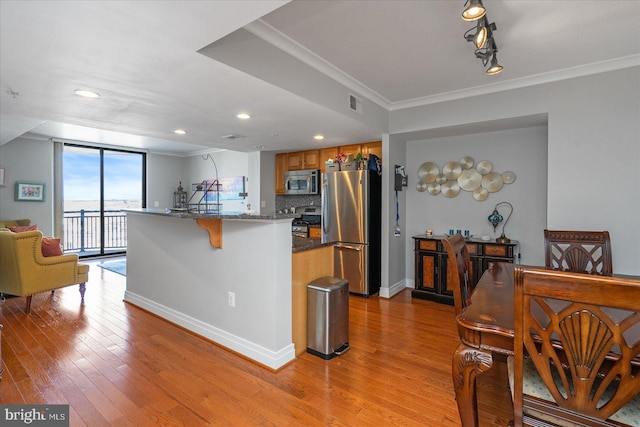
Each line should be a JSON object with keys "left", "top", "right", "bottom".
{"left": 452, "top": 342, "right": 494, "bottom": 427}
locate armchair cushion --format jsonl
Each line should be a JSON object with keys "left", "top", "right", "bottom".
{"left": 0, "top": 219, "right": 31, "bottom": 229}
{"left": 7, "top": 224, "right": 38, "bottom": 233}
{"left": 41, "top": 237, "right": 63, "bottom": 257}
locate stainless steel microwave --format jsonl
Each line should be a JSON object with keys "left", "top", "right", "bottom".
{"left": 285, "top": 169, "right": 319, "bottom": 195}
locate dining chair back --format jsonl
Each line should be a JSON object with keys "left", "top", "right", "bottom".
{"left": 442, "top": 234, "right": 474, "bottom": 316}
{"left": 544, "top": 229, "right": 613, "bottom": 276}
{"left": 511, "top": 266, "right": 640, "bottom": 427}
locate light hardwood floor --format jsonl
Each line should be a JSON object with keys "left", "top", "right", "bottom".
{"left": 0, "top": 262, "right": 513, "bottom": 426}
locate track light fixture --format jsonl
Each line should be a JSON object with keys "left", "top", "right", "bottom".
{"left": 462, "top": 0, "right": 486, "bottom": 21}
{"left": 486, "top": 54, "right": 503, "bottom": 75}
{"left": 462, "top": 1, "right": 503, "bottom": 75}
{"left": 464, "top": 16, "right": 495, "bottom": 49}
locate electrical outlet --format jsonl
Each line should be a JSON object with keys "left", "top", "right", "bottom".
{"left": 154, "top": 201, "right": 159, "bottom": 207}
{"left": 227, "top": 291, "right": 235, "bottom": 308}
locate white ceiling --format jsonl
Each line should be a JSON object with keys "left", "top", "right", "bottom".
{"left": 1, "top": 1, "right": 639, "bottom": 156}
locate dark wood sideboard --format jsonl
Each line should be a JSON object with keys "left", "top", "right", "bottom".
{"left": 412, "top": 235, "right": 518, "bottom": 305}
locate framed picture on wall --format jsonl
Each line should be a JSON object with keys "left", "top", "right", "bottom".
{"left": 15, "top": 181, "right": 46, "bottom": 202}
{"left": 0, "top": 168, "right": 5, "bottom": 187}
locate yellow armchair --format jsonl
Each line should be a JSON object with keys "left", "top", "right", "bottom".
{"left": 0, "top": 229, "right": 89, "bottom": 314}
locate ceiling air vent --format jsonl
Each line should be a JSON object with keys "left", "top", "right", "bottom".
{"left": 220, "top": 134, "right": 246, "bottom": 140}
{"left": 348, "top": 93, "right": 363, "bottom": 115}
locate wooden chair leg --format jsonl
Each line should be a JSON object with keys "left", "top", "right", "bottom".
{"left": 79, "top": 283, "right": 86, "bottom": 303}
{"left": 25, "top": 295, "right": 32, "bottom": 314}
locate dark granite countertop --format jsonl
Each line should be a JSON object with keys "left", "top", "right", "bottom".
{"left": 292, "top": 236, "right": 333, "bottom": 253}
{"left": 123, "top": 208, "right": 298, "bottom": 222}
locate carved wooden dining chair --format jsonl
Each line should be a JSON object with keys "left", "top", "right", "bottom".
{"left": 544, "top": 229, "right": 613, "bottom": 276}
{"left": 510, "top": 266, "right": 640, "bottom": 427}
{"left": 442, "top": 234, "right": 474, "bottom": 316}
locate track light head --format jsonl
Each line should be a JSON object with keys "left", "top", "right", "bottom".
{"left": 462, "top": 0, "right": 486, "bottom": 21}
{"left": 464, "top": 17, "right": 494, "bottom": 49}
{"left": 486, "top": 54, "right": 503, "bottom": 75}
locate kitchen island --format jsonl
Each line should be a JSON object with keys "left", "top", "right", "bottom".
{"left": 124, "top": 209, "right": 298, "bottom": 370}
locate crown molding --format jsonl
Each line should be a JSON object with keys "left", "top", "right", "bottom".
{"left": 246, "top": 20, "right": 640, "bottom": 113}
{"left": 389, "top": 54, "right": 640, "bottom": 110}
{"left": 244, "top": 19, "right": 392, "bottom": 109}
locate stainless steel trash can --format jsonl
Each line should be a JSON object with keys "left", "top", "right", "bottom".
{"left": 307, "top": 276, "right": 349, "bottom": 359}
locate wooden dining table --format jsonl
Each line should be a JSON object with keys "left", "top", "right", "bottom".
{"left": 452, "top": 262, "right": 516, "bottom": 427}
{"left": 452, "top": 262, "right": 640, "bottom": 427}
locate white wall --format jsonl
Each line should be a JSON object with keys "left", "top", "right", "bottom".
{"left": 384, "top": 66, "right": 640, "bottom": 283}
{"left": 404, "top": 125, "right": 548, "bottom": 281}
{"left": 125, "top": 212, "right": 294, "bottom": 369}
{"left": 184, "top": 150, "right": 250, "bottom": 213}
{"left": 147, "top": 152, "right": 185, "bottom": 209}
{"left": 0, "top": 137, "right": 55, "bottom": 235}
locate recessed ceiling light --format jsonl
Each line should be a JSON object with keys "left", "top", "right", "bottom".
{"left": 236, "top": 113, "right": 251, "bottom": 119}
{"left": 174, "top": 129, "right": 187, "bottom": 135}
{"left": 314, "top": 135, "right": 325, "bottom": 141}
{"left": 74, "top": 89, "right": 100, "bottom": 99}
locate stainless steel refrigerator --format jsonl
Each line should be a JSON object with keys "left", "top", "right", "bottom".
{"left": 321, "top": 169, "right": 381, "bottom": 296}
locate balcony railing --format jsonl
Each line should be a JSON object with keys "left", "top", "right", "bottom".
{"left": 63, "top": 210, "right": 127, "bottom": 253}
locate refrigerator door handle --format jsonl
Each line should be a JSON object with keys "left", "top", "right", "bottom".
{"left": 335, "top": 243, "right": 363, "bottom": 251}
{"left": 322, "top": 176, "right": 328, "bottom": 233}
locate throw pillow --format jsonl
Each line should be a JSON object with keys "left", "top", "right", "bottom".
{"left": 7, "top": 224, "right": 38, "bottom": 233}
{"left": 42, "top": 237, "right": 63, "bottom": 257}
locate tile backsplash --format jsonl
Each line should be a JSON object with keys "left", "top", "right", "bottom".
{"left": 276, "top": 195, "right": 321, "bottom": 213}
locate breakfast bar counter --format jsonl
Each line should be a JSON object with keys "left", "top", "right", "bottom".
{"left": 123, "top": 209, "right": 297, "bottom": 370}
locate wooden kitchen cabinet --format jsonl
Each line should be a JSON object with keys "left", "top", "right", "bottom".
{"left": 292, "top": 245, "right": 334, "bottom": 355}
{"left": 412, "top": 235, "right": 518, "bottom": 304}
{"left": 275, "top": 141, "right": 383, "bottom": 192}
{"left": 338, "top": 144, "right": 362, "bottom": 159}
{"left": 302, "top": 149, "right": 321, "bottom": 169}
{"left": 320, "top": 147, "right": 339, "bottom": 172}
{"left": 362, "top": 141, "right": 382, "bottom": 159}
{"left": 287, "top": 151, "right": 303, "bottom": 170}
{"left": 275, "top": 153, "right": 287, "bottom": 194}
{"left": 286, "top": 150, "right": 320, "bottom": 171}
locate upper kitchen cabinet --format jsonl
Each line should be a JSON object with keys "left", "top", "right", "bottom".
{"left": 320, "top": 147, "right": 339, "bottom": 172}
{"left": 287, "top": 151, "right": 303, "bottom": 170}
{"left": 287, "top": 150, "right": 320, "bottom": 171}
{"left": 302, "top": 150, "right": 321, "bottom": 169}
{"left": 338, "top": 144, "right": 362, "bottom": 159}
{"left": 275, "top": 153, "right": 287, "bottom": 194}
{"left": 338, "top": 141, "right": 382, "bottom": 160}
{"left": 362, "top": 141, "right": 382, "bottom": 160}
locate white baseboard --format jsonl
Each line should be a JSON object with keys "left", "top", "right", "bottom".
{"left": 379, "top": 279, "right": 409, "bottom": 298}
{"left": 124, "top": 290, "right": 295, "bottom": 370}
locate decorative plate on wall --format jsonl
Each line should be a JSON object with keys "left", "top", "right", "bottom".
{"left": 427, "top": 182, "right": 441, "bottom": 195}
{"left": 482, "top": 173, "right": 504, "bottom": 192}
{"left": 476, "top": 160, "right": 493, "bottom": 175}
{"left": 416, "top": 181, "right": 427, "bottom": 192}
{"left": 443, "top": 162, "right": 462, "bottom": 180}
{"left": 460, "top": 156, "right": 474, "bottom": 170}
{"left": 458, "top": 169, "right": 482, "bottom": 191}
{"left": 502, "top": 171, "right": 517, "bottom": 184}
{"left": 417, "top": 162, "right": 439, "bottom": 183}
{"left": 473, "top": 187, "right": 489, "bottom": 201}
{"left": 441, "top": 180, "right": 460, "bottom": 198}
